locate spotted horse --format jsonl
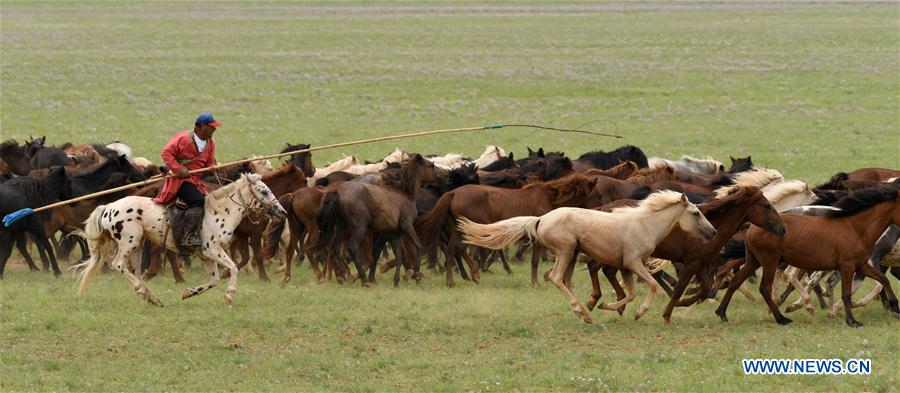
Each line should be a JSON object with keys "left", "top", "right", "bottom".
{"left": 73, "top": 173, "right": 286, "bottom": 306}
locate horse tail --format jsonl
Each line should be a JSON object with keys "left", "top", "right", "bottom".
{"left": 456, "top": 216, "right": 541, "bottom": 250}
{"left": 308, "top": 190, "right": 342, "bottom": 254}
{"left": 263, "top": 193, "right": 293, "bottom": 258}
{"left": 71, "top": 204, "right": 111, "bottom": 294}
{"left": 415, "top": 191, "right": 454, "bottom": 247}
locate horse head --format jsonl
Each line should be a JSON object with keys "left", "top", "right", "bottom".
{"left": 241, "top": 173, "right": 286, "bottom": 220}
{"left": 677, "top": 193, "right": 717, "bottom": 241}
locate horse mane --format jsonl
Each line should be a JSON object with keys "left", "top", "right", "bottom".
{"left": 626, "top": 164, "right": 676, "bottom": 185}
{"left": 611, "top": 190, "right": 683, "bottom": 216}
{"left": 540, "top": 154, "right": 572, "bottom": 181}
{"left": 715, "top": 168, "right": 784, "bottom": 198}
{"left": 763, "top": 180, "right": 809, "bottom": 205}
{"left": 7, "top": 166, "right": 69, "bottom": 205}
{"left": 446, "top": 162, "right": 479, "bottom": 189}
{"left": 699, "top": 186, "right": 762, "bottom": 216}
{"left": 826, "top": 185, "right": 899, "bottom": 217}
{"left": 479, "top": 153, "right": 515, "bottom": 171}
{"left": 0, "top": 139, "right": 23, "bottom": 154}
{"left": 816, "top": 172, "right": 849, "bottom": 191}
{"left": 577, "top": 145, "right": 649, "bottom": 169}
{"left": 526, "top": 173, "right": 595, "bottom": 206}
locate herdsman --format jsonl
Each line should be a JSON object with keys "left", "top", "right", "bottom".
{"left": 153, "top": 112, "right": 221, "bottom": 248}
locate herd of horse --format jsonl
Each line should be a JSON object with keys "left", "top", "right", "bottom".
{"left": 1, "top": 136, "right": 898, "bottom": 327}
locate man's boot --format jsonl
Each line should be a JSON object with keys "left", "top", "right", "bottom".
{"left": 181, "top": 207, "right": 204, "bottom": 248}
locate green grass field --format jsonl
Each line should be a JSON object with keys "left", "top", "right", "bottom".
{"left": 2, "top": 2, "right": 899, "bottom": 391}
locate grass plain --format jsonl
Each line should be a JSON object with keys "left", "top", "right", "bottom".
{"left": 1, "top": 1, "right": 899, "bottom": 391}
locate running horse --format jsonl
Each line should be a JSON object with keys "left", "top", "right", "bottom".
{"left": 74, "top": 173, "right": 286, "bottom": 306}
{"left": 715, "top": 185, "right": 900, "bottom": 327}
{"left": 458, "top": 190, "right": 717, "bottom": 323}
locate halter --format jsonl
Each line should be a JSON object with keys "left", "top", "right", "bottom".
{"left": 213, "top": 173, "right": 271, "bottom": 224}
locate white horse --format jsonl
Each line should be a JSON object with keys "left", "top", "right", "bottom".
{"left": 648, "top": 155, "right": 725, "bottom": 176}
{"left": 427, "top": 152, "right": 468, "bottom": 169}
{"left": 473, "top": 145, "right": 506, "bottom": 169}
{"left": 344, "top": 148, "right": 408, "bottom": 176}
{"left": 106, "top": 142, "right": 134, "bottom": 164}
{"left": 761, "top": 180, "right": 817, "bottom": 212}
{"left": 307, "top": 155, "right": 359, "bottom": 186}
{"left": 74, "top": 173, "right": 286, "bottom": 306}
{"left": 458, "top": 190, "right": 716, "bottom": 323}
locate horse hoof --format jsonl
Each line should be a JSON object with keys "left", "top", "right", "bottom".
{"left": 224, "top": 294, "right": 233, "bottom": 305}
{"left": 776, "top": 317, "right": 793, "bottom": 325}
{"left": 846, "top": 319, "right": 863, "bottom": 328}
{"left": 663, "top": 316, "right": 671, "bottom": 325}
{"left": 181, "top": 289, "right": 192, "bottom": 300}
{"left": 582, "top": 315, "right": 593, "bottom": 324}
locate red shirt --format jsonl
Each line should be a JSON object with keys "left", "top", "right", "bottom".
{"left": 152, "top": 130, "right": 217, "bottom": 204}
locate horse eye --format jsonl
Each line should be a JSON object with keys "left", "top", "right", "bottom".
{"left": 693, "top": 212, "right": 700, "bottom": 216}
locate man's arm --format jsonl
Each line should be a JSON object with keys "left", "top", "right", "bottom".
{"left": 160, "top": 134, "right": 188, "bottom": 177}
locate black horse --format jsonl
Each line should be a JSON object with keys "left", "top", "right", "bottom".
{"left": 281, "top": 143, "right": 314, "bottom": 178}
{"left": 728, "top": 155, "right": 754, "bottom": 174}
{"left": 26, "top": 136, "right": 70, "bottom": 169}
{"left": 0, "top": 167, "right": 74, "bottom": 277}
{"left": 572, "top": 145, "right": 649, "bottom": 170}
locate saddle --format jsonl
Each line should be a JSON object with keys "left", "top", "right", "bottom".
{"left": 165, "top": 200, "right": 204, "bottom": 257}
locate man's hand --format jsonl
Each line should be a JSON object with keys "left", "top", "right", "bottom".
{"left": 179, "top": 168, "right": 190, "bottom": 178}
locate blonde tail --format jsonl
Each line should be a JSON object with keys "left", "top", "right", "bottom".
{"left": 71, "top": 205, "right": 110, "bottom": 294}
{"left": 457, "top": 216, "right": 540, "bottom": 250}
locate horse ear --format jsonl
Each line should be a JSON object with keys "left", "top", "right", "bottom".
{"left": 527, "top": 147, "right": 534, "bottom": 155}
{"left": 747, "top": 155, "right": 752, "bottom": 161}
{"left": 681, "top": 193, "right": 688, "bottom": 204}
{"left": 538, "top": 148, "right": 545, "bottom": 158}
{"left": 508, "top": 152, "right": 514, "bottom": 161}
{"left": 730, "top": 156, "right": 735, "bottom": 163}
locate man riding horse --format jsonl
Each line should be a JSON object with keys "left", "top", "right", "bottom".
{"left": 153, "top": 112, "right": 221, "bottom": 248}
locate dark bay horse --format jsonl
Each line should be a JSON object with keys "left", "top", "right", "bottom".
{"left": 571, "top": 145, "right": 649, "bottom": 171}
{"left": 716, "top": 186, "right": 900, "bottom": 327}
{"left": 0, "top": 167, "right": 73, "bottom": 277}
{"left": 309, "top": 154, "right": 439, "bottom": 286}
{"left": 1, "top": 140, "right": 34, "bottom": 176}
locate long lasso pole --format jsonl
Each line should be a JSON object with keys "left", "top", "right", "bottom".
{"left": 3, "top": 123, "right": 622, "bottom": 226}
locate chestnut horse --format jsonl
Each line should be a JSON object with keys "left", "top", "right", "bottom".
{"left": 716, "top": 186, "right": 900, "bottom": 327}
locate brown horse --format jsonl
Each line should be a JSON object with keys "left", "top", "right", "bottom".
{"left": 586, "top": 187, "right": 786, "bottom": 322}
{"left": 308, "top": 154, "right": 439, "bottom": 286}
{"left": 582, "top": 160, "right": 639, "bottom": 180}
{"left": 416, "top": 173, "right": 606, "bottom": 286}
{"left": 716, "top": 186, "right": 900, "bottom": 327}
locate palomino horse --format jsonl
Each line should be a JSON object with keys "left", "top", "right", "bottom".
{"left": 458, "top": 190, "right": 717, "bottom": 323}
{"left": 586, "top": 186, "right": 786, "bottom": 322}
{"left": 309, "top": 154, "right": 439, "bottom": 286}
{"left": 74, "top": 173, "right": 286, "bottom": 306}
{"left": 715, "top": 186, "right": 900, "bottom": 327}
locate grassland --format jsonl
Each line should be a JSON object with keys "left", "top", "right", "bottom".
{"left": 2, "top": 1, "right": 899, "bottom": 391}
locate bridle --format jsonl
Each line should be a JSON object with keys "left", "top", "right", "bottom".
{"left": 212, "top": 173, "right": 273, "bottom": 225}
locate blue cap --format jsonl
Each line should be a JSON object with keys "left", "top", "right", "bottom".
{"left": 196, "top": 112, "right": 222, "bottom": 127}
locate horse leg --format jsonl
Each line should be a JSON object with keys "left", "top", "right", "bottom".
{"left": 562, "top": 254, "right": 577, "bottom": 290}
{"left": 838, "top": 264, "right": 863, "bottom": 327}
{"left": 602, "top": 266, "right": 628, "bottom": 315}
{"left": 530, "top": 244, "right": 542, "bottom": 287}
{"left": 142, "top": 245, "right": 163, "bottom": 281}
{"left": 250, "top": 232, "right": 269, "bottom": 282}
{"left": 498, "top": 248, "right": 513, "bottom": 274}
{"left": 444, "top": 230, "right": 460, "bottom": 287}
{"left": 661, "top": 262, "right": 700, "bottom": 323}
{"left": 181, "top": 259, "right": 220, "bottom": 301}
{"left": 785, "top": 269, "right": 814, "bottom": 315}
{"left": 14, "top": 232, "right": 40, "bottom": 272}
{"left": 714, "top": 253, "right": 760, "bottom": 322}
{"left": 653, "top": 270, "right": 675, "bottom": 297}
{"left": 390, "top": 237, "right": 404, "bottom": 287}
{"left": 624, "top": 258, "right": 665, "bottom": 321}
{"left": 853, "top": 262, "right": 899, "bottom": 319}
{"left": 547, "top": 248, "right": 592, "bottom": 323}
{"left": 201, "top": 245, "right": 240, "bottom": 304}
{"left": 600, "top": 269, "right": 636, "bottom": 313}
{"left": 111, "top": 237, "right": 161, "bottom": 306}
{"left": 586, "top": 260, "right": 603, "bottom": 311}
{"left": 345, "top": 228, "right": 369, "bottom": 287}
{"left": 758, "top": 259, "right": 792, "bottom": 325}
{"left": 33, "top": 233, "right": 62, "bottom": 276}
{"left": 459, "top": 246, "right": 480, "bottom": 283}
{"left": 0, "top": 232, "right": 14, "bottom": 278}
{"left": 515, "top": 243, "right": 528, "bottom": 261}
{"left": 168, "top": 250, "right": 186, "bottom": 283}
